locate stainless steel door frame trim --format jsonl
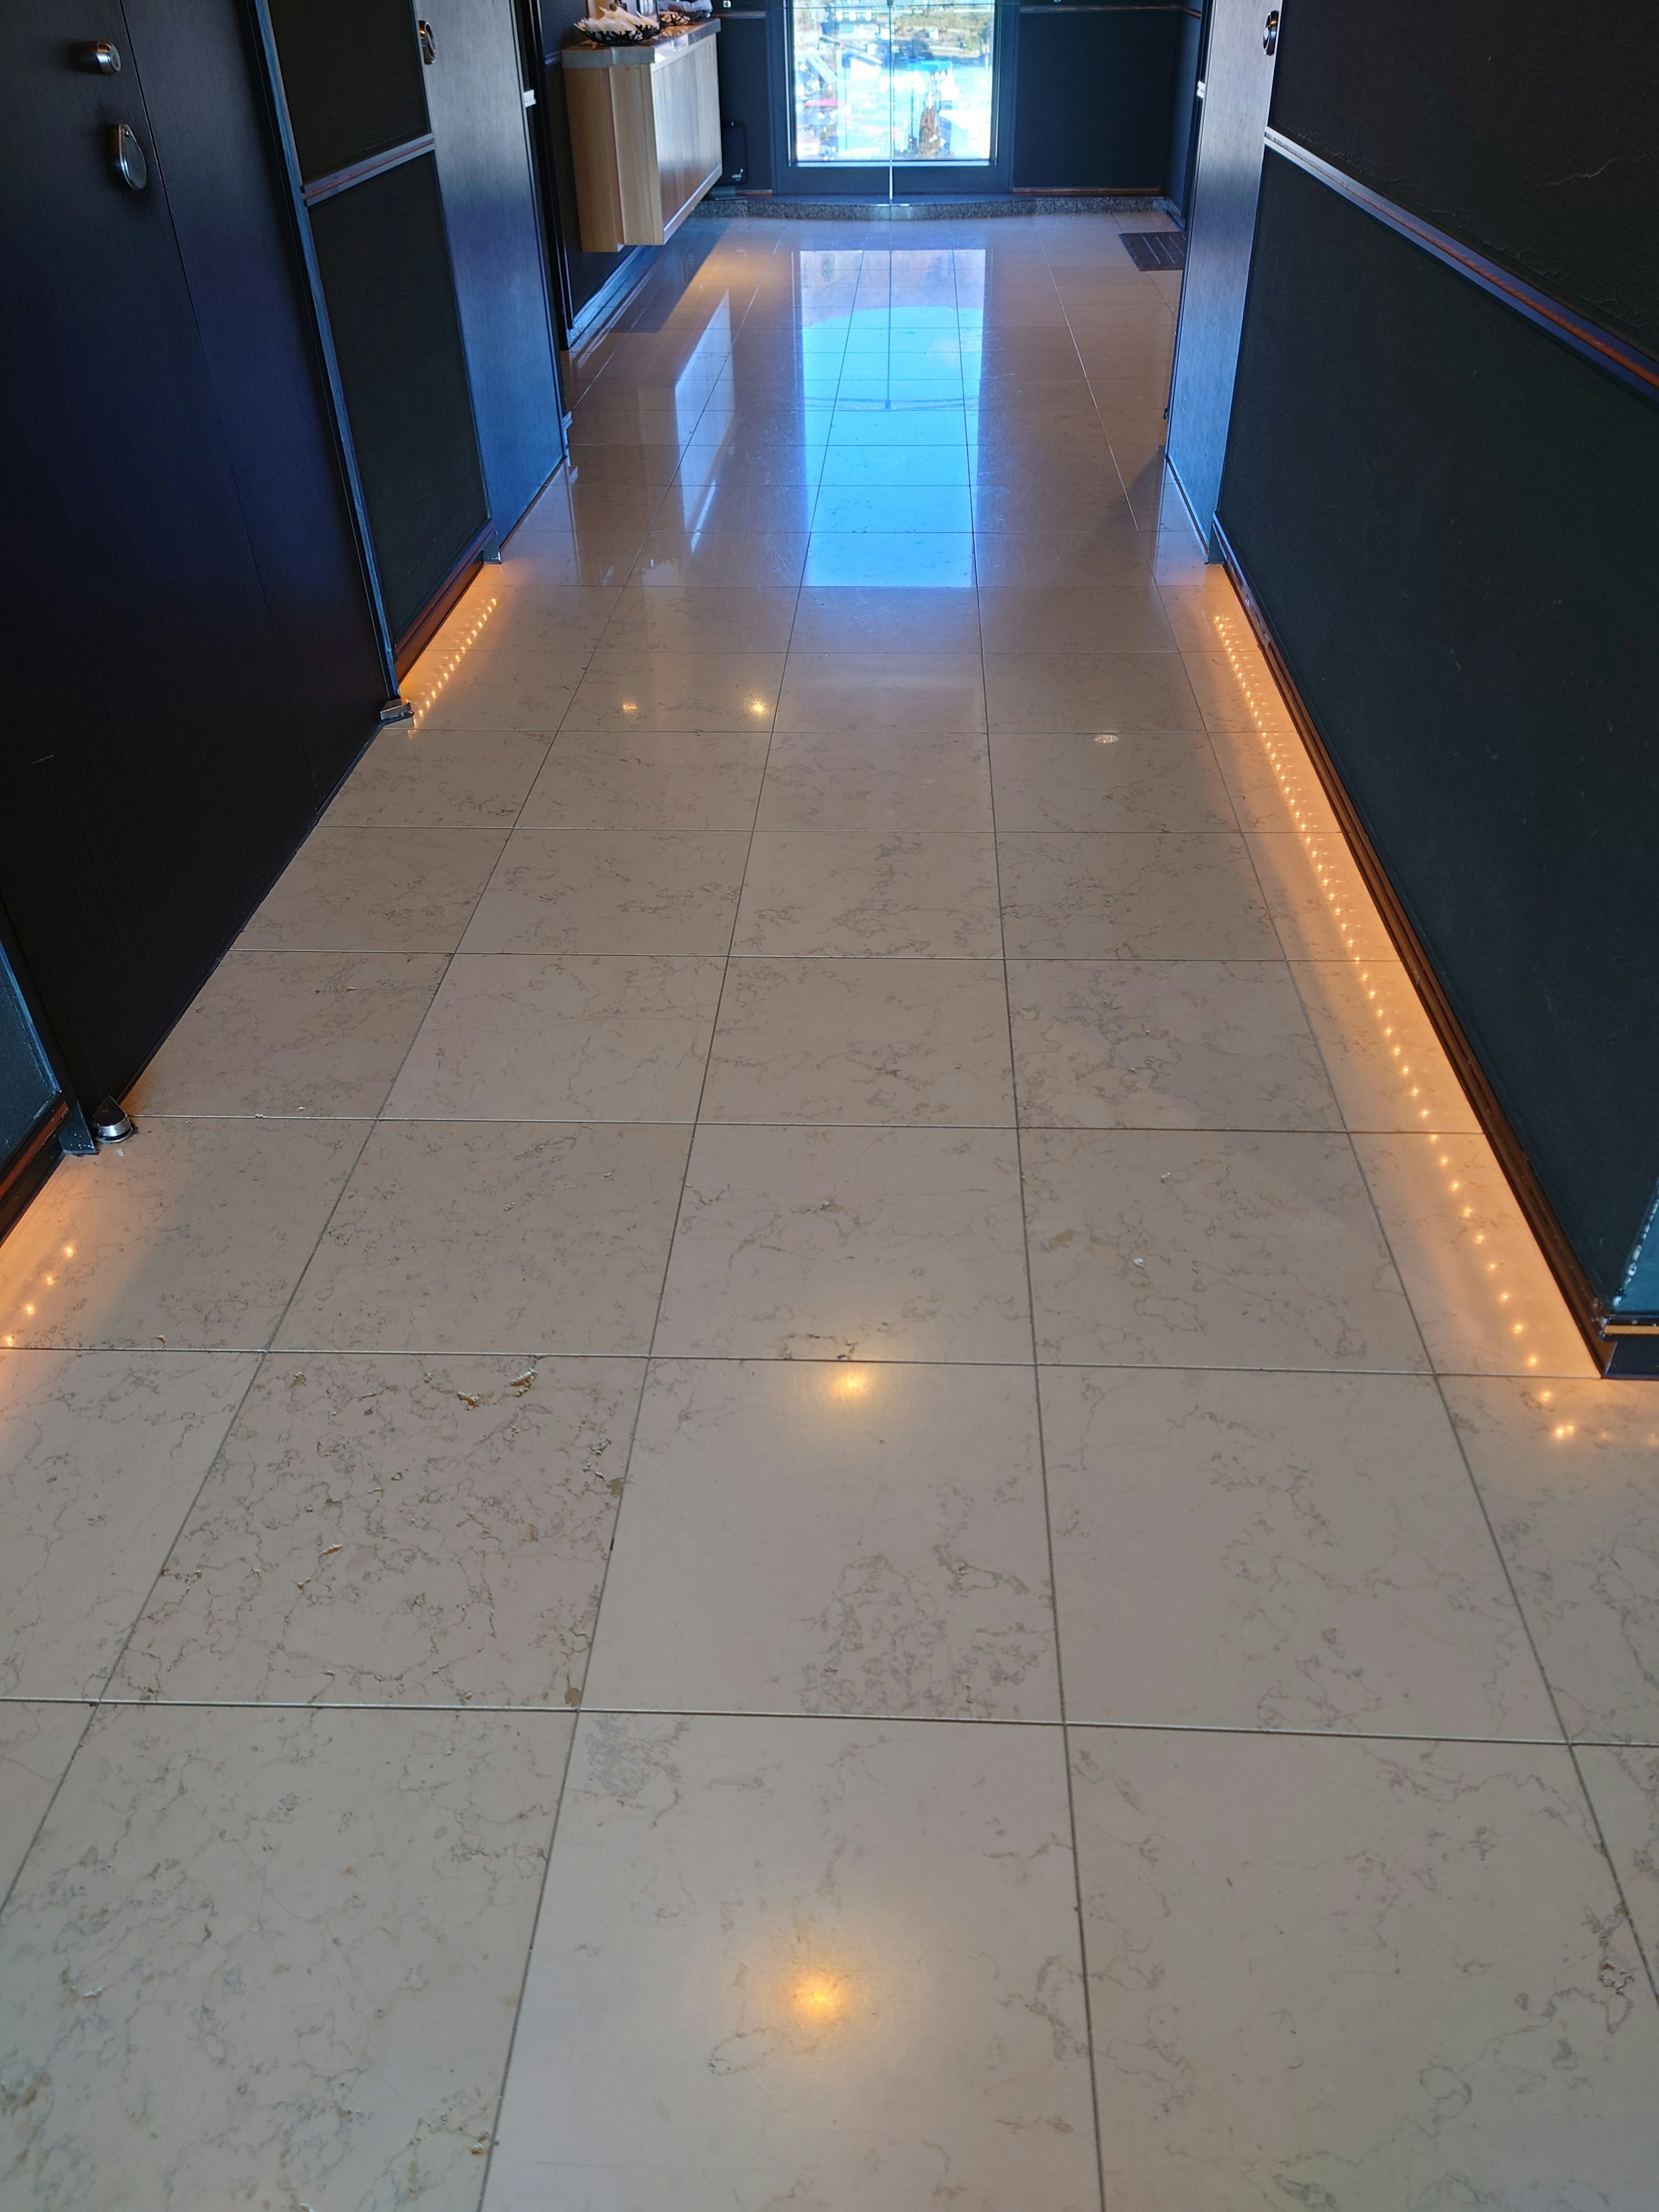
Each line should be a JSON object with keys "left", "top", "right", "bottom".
{"left": 1264, "top": 128, "right": 1659, "bottom": 402}
{"left": 301, "top": 133, "right": 437, "bottom": 206}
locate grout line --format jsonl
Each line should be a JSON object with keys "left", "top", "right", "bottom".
{"left": 0, "top": 1700, "right": 97, "bottom": 1925}
{"left": 0, "top": 1691, "right": 1608, "bottom": 1746}
{"left": 991, "top": 211, "right": 1109, "bottom": 2212}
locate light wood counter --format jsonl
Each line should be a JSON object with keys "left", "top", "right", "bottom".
{"left": 563, "top": 23, "right": 721, "bottom": 253}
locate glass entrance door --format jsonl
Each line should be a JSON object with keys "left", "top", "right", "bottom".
{"left": 783, "top": 1, "right": 1008, "bottom": 195}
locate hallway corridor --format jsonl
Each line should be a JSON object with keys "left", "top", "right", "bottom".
{"left": 1, "top": 216, "right": 1656, "bottom": 2208}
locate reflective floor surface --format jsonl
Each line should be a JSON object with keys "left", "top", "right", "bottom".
{"left": 2, "top": 216, "right": 1657, "bottom": 2211}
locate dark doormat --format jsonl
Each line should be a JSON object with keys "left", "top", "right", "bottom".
{"left": 1121, "top": 230, "right": 1186, "bottom": 271}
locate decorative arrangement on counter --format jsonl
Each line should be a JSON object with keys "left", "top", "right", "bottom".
{"left": 572, "top": 0, "right": 709, "bottom": 44}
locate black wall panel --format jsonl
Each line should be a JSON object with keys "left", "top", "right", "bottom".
{"left": 1270, "top": 0, "right": 1659, "bottom": 359}
{"left": 714, "top": 13, "right": 772, "bottom": 191}
{"left": 1012, "top": 5, "right": 1184, "bottom": 191}
{"left": 267, "top": 0, "right": 432, "bottom": 178}
{"left": 1219, "top": 154, "right": 1659, "bottom": 1297}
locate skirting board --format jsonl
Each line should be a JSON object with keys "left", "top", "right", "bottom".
{"left": 1215, "top": 520, "right": 1659, "bottom": 1379}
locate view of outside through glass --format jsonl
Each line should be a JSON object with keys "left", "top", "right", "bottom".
{"left": 790, "top": 3, "right": 996, "bottom": 165}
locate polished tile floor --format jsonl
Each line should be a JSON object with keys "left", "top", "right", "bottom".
{"left": 2, "top": 216, "right": 1657, "bottom": 2209}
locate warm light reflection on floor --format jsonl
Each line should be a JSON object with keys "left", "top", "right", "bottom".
{"left": 1209, "top": 603, "right": 1552, "bottom": 1372}
{"left": 407, "top": 594, "right": 500, "bottom": 727}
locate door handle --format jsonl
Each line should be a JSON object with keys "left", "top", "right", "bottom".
{"left": 418, "top": 18, "right": 437, "bottom": 63}
{"left": 1262, "top": 10, "right": 1280, "bottom": 55}
{"left": 109, "top": 121, "right": 147, "bottom": 191}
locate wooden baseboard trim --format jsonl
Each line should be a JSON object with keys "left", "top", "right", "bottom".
{"left": 1214, "top": 522, "right": 1655, "bottom": 1375}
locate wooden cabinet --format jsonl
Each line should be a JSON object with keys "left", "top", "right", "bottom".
{"left": 564, "top": 22, "right": 720, "bottom": 252}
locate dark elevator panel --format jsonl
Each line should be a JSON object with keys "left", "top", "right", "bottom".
{"left": 1012, "top": 6, "right": 1185, "bottom": 192}
{"left": 309, "top": 157, "right": 493, "bottom": 639}
{"left": 265, "top": 0, "right": 493, "bottom": 654}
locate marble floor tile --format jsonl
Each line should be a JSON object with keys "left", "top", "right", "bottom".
{"left": 584, "top": 1360, "right": 1057, "bottom": 1719}
{"left": 756, "top": 727, "right": 993, "bottom": 832}
{"left": 410, "top": 647, "right": 585, "bottom": 736}
{"left": 562, "top": 647, "right": 783, "bottom": 733}
{"left": 386, "top": 955, "right": 724, "bottom": 1122}
{"left": 984, "top": 650, "right": 1201, "bottom": 736}
{"left": 802, "top": 530, "right": 976, "bottom": 588}
{"left": 483, "top": 1713, "right": 1099, "bottom": 2212}
{"left": 111, "top": 1354, "right": 645, "bottom": 1708}
{"left": 654, "top": 1124, "right": 1031, "bottom": 1361}
{"left": 237, "top": 824, "right": 505, "bottom": 954}
{"left": 0, "top": 1118, "right": 365, "bottom": 1351}
{"left": 998, "top": 832, "right": 1279, "bottom": 960}
{"left": 734, "top": 831, "right": 1001, "bottom": 958}
{"left": 0, "top": 1705, "right": 86, "bottom": 1906}
{"left": 1023, "top": 1128, "right": 1428, "bottom": 1371}
{"left": 703, "top": 958, "right": 1012, "bottom": 1125}
{"left": 596, "top": 584, "right": 799, "bottom": 653}
{"left": 988, "top": 733, "right": 1235, "bottom": 832}
{"left": 0, "top": 1348, "right": 257, "bottom": 1697}
{"left": 276, "top": 1121, "right": 690, "bottom": 1354}
{"left": 0, "top": 1704, "right": 569, "bottom": 2211}
{"left": 774, "top": 651, "right": 986, "bottom": 735}
{"left": 1577, "top": 1747, "right": 1659, "bottom": 1977}
{"left": 815, "top": 443, "right": 973, "bottom": 487}
{"left": 632, "top": 526, "right": 810, "bottom": 589}
{"left": 1354, "top": 1132, "right": 1597, "bottom": 1378}
{"left": 812, "top": 484, "right": 974, "bottom": 533}
{"left": 461, "top": 828, "right": 749, "bottom": 955}
{"left": 1443, "top": 1377, "right": 1659, "bottom": 1742}
{"left": 976, "top": 583, "right": 1175, "bottom": 654}
{"left": 1044, "top": 1367, "right": 1556, "bottom": 1736}
{"left": 789, "top": 583, "right": 980, "bottom": 652}
{"left": 1008, "top": 959, "right": 1340, "bottom": 1130}
{"left": 127, "top": 950, "right": 445, "bottom": 1119}
{"left": 1291, "top": 957, "right": 1481, "bottom": 1133}
{"left": 1070, "top": 1728, "right": 1659, "bottom": 2210}
{"left": 517, "top": 730, "right": 768, "bottom": 831}
{"left": 326, "top": 726, "right": 551, "bottom": 829}
{"left": 1244, "top": 827, "right": 1398, "bottom": 961}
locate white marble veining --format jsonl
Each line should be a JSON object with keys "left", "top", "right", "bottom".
{"left": 128, "top": 950, "right": 446, "bottom": 1118}
{"left": 0, "top": 1706, "right": 569, "bottom": 2209}
{"left": 703, "top": 957, "right": 1014, "bottom": 1125}
{"left": 1444, "top": 1377, "right": 1659, "bottom": 1740}
{"left": 0, "top": 1348, "right": 256, "bottom": 1696}
{"left": 460, "top": 826, "right": 748, "bottom": 956}
{"left": 585, "top": 1360, "right": 1057, "bottom": 1718}
{"left": 1071, "top": 1729, "right": 1659, "bottom": 2208}
{"left": 734, "top": 830, "right": 1002, "bottom": 957}
{"left": 1043, "top": 1367, "right": 1557, "bottom": 1735}
{"left": 0, "top": 1705, "right": 87, "bottom": 1904}
{"left": 276, "top": 1121, "right": 690, "bottom": 1354}
{"left": 1023, "top": 1128, "right": 1428, "bottom": 1370}
{"left": 655, "top": 1124, "right": 1031, "bottom": 1361}
{"left": 387, "top": 953, "right": 725, "bottom": 1122}
{"left": 484, "top": 1713, "right": 1100, "bottom": 2212}
{"left": 111, "top": 1354, "right": 644, "bottom": 1707}
{"left": 237, "top": 824, "right": 505, "bottom": 953}
{"left": 997, "top": 831, "right": 1279, "bottom": 960}
{"left": 1008, "top": 957, "right": 1339, "bottom": 1129}
{"left": 0, "top": 1118, "right": 366, "bottom": 1350}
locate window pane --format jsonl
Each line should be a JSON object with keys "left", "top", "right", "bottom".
{"left": 791, "top": 4, "right": 892, "bottom": 165}
{"left": 790, "top": 2, "right": 996, "bottom": 167}
{"left": 890, "top": 3, "right": 995, "bottom": 162}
